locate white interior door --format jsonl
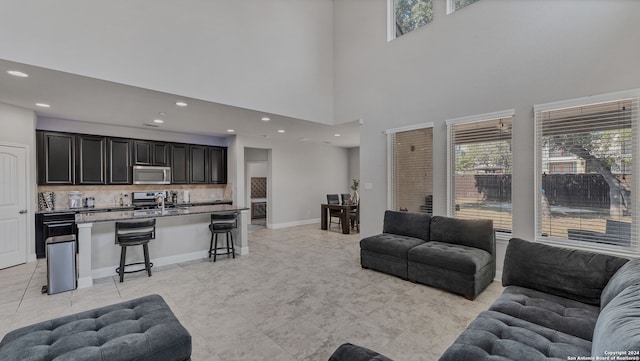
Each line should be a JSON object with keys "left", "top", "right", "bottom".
{"left": 0, "top": 145, "right": 27, "bottom": 269}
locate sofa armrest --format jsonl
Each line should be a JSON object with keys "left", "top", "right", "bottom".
{"left": 329, "top": 343, "right": 393, "bottom": 361}
{"left": 502, "top": 238, "right": 628, "bottom": 306}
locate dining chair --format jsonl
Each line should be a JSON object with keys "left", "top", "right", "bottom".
{"left": 349, "top": 205, "right": 360, "bottom": 233}
{"left": 341, "top": 193, "right": 351, "bottom": 205}
{"left": 326, "top": 194, "right": 342, "bottom": 229}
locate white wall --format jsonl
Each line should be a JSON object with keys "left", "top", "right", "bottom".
{"left": 348, "top": 147, "right": 360, "bottom": 188}
{"left": 0, "top": 0, "right": 335, "bottom": 123}
{"left": 333, "top": 0, "right": 640, "bottom": 273}
{"left": 230, "top": 136, "right": 350, "bottom": 228}
{"left": 0, "top": 103, "right": 37, "bottom": 259}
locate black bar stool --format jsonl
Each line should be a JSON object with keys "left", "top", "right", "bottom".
{"left": 115, "top": 219, "right": 155, "bottom": 282}
{"left": 209, "top": 212, "right": 238, "bottom": 262}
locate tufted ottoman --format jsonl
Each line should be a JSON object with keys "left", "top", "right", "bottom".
{"left": 0, "top": 294, "right": 191, "bottom": 361}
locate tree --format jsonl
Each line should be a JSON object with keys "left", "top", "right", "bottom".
{"left": 546, "top": 128, "right": 631, "bottom": 216}
{"left": 395, "top": 0, "right": 432, "bottom": 36}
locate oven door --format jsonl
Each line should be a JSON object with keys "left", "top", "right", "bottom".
{"left": 133, "top": 166, "right": 171, "bottom": 185}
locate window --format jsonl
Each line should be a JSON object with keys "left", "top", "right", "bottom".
{"left": 447, "top": 0, "right": 480, "bottom": 14}
{"left": 389, "top": 0, "right": 433, "bottom": 39}
{"left": 535, "top": 91, "right": 639, "bottom": 252}
{"left": 386, "top": 123, "right": 433, "bottom": 213}
{"left": 447, "top": 111, "right": 514, "bottom": 233}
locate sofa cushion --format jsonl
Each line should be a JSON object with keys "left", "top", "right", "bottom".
{"left": 502, "top": 238, "right": 628, "bottom": 306}
{"left": 592, "top": 283, "right": 640, "bottom": 356}
{"left": 438, "top": 310, "right": 592, "bottom": 361}
{"left": 329, "top": 343, "right": 393, "bottom": 361}
{"left": 600, "top": 257, "right": 638, "bottom": 309}
{"left": 360, "top": 233, "right": 425, "bottom": 259}
{"left": 382, "top": 210, "right": 431, "bottom": 242}
{"left": 430, "top": 216, "right": 494, "bottom": 254}
{"left": 0, "top": 294, "right": 191, "bottom": 361}
{"left": 408, "top": 241, "right": 492, "bottom": 275}
{"left": 490, "top": 286, "right": 600, "bottom": 341}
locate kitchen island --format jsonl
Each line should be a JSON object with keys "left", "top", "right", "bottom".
{"left": 75, "top": 204, "right": 249, "bottom": 288}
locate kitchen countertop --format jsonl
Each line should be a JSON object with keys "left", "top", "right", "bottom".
{"left": 75, "top": 204, "right": 248, "bottom": 224}
{"left": 36, "top": 200, "right": 233, "bottom": 214}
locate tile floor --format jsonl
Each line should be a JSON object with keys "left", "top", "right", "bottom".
{"left": 0, "top": 224, "right": 503, "bottom": 360}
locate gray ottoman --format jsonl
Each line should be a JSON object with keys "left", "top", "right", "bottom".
{"left": 0, "top": 294, "right": 191, "bottom": 361}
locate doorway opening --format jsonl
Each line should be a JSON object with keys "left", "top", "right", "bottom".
{"left": 245, "top": 148, "right": 270, "bottom": 230}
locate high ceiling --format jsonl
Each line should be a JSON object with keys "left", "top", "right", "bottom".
{"left": 0, "top": 58, "right": 360, "bottom": 147}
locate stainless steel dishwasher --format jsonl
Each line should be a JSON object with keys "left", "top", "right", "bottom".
{"left": 45, "top": 234, "right": 77, "bottom": 295}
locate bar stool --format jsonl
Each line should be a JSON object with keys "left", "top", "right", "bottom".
{"left": 209, "top": 212, "right": 238, "bottom": 262}
{"left": 115, "top": 219, "right": 155, "bottom": 282}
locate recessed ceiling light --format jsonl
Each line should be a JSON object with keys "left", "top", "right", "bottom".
{"left": 35, "top": 103, "right": 50, "bottom": 108}
{"left": 227, "top": 129, "right": 235, "bottom": 133}
{"left": 7, "top": 70, "right": 28, "bottom": 77}
{"left": 176, "top": 101, "right": 188, "bottom": 107}
{"left": 261, "top": 117, "right": 270, "bottom": 121}
{"left": 277, "top": 129, "right": 285, "bottom": 133}
{"left": 334, "top": 133, "right": 341, "bottom": 137}
{"left": 153, "top": 119, "right": 164, "bottom": 124}
{"left": 159, "top": 112, "right": 166, "bottom": 116}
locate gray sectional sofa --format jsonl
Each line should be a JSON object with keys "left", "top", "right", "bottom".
{"left": 360, "top": 210, "right": 495, "bottom": 299}
{"left": 336, "top": 237, "right": 640, "bottom": 361}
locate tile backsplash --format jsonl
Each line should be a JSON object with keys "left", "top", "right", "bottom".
{"left": 37, "top": 184, "right": 232, "bottom": 211}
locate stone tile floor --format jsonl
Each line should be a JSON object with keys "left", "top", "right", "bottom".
{"left": 0, "top": 224, "right": 503, "bottom": 360}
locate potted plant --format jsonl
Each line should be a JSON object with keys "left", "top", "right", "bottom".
{"left": 351, "top": 179, "right": 360, "bottom": 205}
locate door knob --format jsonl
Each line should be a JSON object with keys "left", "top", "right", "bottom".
{"left": 19, "top": 210, "right": 27, "bottom": 214}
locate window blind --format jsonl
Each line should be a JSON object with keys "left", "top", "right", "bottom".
{"left": 389, "top": 128, "right": 433, "bottom": 213}
{"left": 448, "top": 116, "right": 513, "bottom": 232}
{"left": 535, "top": 97, "right": 639, "bottom": 251}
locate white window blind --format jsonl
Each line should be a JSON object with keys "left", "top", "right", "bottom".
{"left": 387, "top": 127, "right": 433, "bottom": 213}
{"left": 447, "top": 115, "right": 513, "bottom": 232}
{"left": 535, "top": 96, "right": 639, "bottom": 251}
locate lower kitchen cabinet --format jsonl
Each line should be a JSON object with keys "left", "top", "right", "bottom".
{"left": 35, "top": 213, "right": 78, "bottom": 259}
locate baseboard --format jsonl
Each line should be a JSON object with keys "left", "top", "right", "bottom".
{"left": 91, "top": 249, "right": 210, "bottom": 280}
{"left": 269, "top": 218, "right": 320, "bottom": 229}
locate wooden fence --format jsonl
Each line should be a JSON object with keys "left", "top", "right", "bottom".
{"left": 467, "top": 174, "right": 631, "bottom": 209}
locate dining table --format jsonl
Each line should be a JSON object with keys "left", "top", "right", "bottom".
{"left": 320, "top": 203, "right": 358, "bottom": 234}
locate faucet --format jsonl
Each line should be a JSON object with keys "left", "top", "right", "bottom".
{"left": 155, "top": 193, "right": 165, "bottom": 212}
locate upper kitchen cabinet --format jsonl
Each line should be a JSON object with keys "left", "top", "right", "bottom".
{"left": 76, "top": 135, "right": 106, "bottom": 184}
{"left": 209, "top": 147, "right": 227, "bottom": 184}
{"left": 134, "top": 140, "right": 170, "bottom": 166}
{"left": 107, "top": 138, "right": 132, "bottom": 184}
{"left": 37, "top": 131, "right": 75, "bottom": 185}
{"left": 152, "top": 142, "right": 170, "bottom": 166}
{"left": 170, "top": 144, "right": 189, "bottom": 184}
{"left": 133, "top": 140, "right": 152, "bottom": 165}
{"left": 189, "top": 145, "right": 208, "bottom": 184}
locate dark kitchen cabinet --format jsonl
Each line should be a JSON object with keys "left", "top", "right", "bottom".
{"left": 209, "top": 147, "right": 227, "bottom": 184}
{"left": 134, "top": 140, "right": 152, "bottom": 165}
{"left": 134, "top": 140, "right": 170, "bottom": 166}
{"left": 35, "top": 212, "right": 78, "bottom": 259}
{"left": 107, "top": 138, "right": 132, "bottom": 184}
{"left": 76, "top": 135, "right": 106, "bottom": 184}
{"left": 171, "top": 144, "right": 189, "bottom": 184}
{"left": 189, "top": 145, "right": 208, "bottom": 184}
{"left": 37, "top": 131, "right": 75, "bottom": 185}
{"left": 152, "top": 142, "right": 170, "bottom": 166}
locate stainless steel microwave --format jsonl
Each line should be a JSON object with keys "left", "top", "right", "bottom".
{"left": 133, "top": 166, "right": 171, "bottom": 185}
